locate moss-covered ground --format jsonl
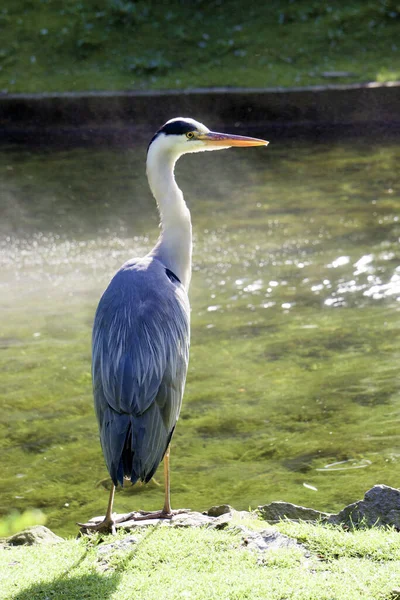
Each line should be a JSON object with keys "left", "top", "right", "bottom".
{"left": 0, "top": 0, "right": 399, "bottom": 93}
{"left": 1, "top": 521, "right": 400, "bottom": 600}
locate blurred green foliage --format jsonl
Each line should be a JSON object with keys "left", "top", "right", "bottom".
{"left": 0, "top": 0, "right": 398, "bottom": 92}
{"left": 0, "top": 510, "right": 46, "bottom": 537}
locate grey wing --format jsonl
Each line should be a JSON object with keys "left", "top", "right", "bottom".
{"left": 92, "top": 260, "right": 190, "bottom": 486}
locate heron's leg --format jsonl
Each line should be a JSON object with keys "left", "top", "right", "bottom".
{"left": 162, "top": 445, "right": 171, "bottom": 514}
{"left": 118, "top": 445, "right": 190, "bottom": 522}
{"left": 104, "top": 483, "right": 116, "bottom": 524}
{"left": 120, "top": 446, "right": 174, "bottom": 521}
{"left": 79, "top": 450, "right": 187, "bottom": 530}
{"left": 77, "top": 483, "right": 116, "bottom": 534}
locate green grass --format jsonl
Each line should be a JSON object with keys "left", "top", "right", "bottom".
{"left": 1, "top": 522, "right": 400, "bottom": 599}
{"left": 0, "top": 0, "right": 399, "bottom": 93}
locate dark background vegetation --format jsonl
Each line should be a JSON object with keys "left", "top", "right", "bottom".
{"left": 0, "top": 0, "right": 399, "bottom": 93}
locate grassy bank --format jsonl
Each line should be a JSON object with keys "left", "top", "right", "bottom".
{"left": 1, "top": 0, "right": 399, "bottom": 93}
{"left": 2, "top": 520, "right": 400, "bottom": 600}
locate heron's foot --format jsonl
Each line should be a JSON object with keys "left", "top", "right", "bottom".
{"left": 78, "top": 508, "right": 191, "bottom": 532}
{"left": 77, "top": 515, "right": 116, "bottom": 535}
{"left": 114, "top": 507, "right": 190, "bottom": 523}
{"left": 138, "top": 507, "right": 190, "bottom": 520}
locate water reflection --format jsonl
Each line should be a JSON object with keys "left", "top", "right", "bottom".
{"left": 364, "top": 266, "right": 400, "bottom": 300}
{"left": 316, "top": 459, "right": 372, "bottom": 472}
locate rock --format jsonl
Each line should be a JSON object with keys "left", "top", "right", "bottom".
{"left": 258, "top": 501, "right": 331, "bottom": 523}
{"left": 116, "top": 517, "right": 163, "bottom": 529}
{"left": 97, "top": 535, "right": 138, "bottom": 555}
{"left": 82, "top": 507, "right": 257, "bottom": 534}
{"left": 328, "top": 485, "right": 400, "bottom": 529}
{"left": 96, "top": 535, "right": 139, "bottom": 573}
{"left": 258, "top": 485, "right": 400, "bottom": 529}
{"left": 7, "top": 526, "right": 64, "bottom": 546}
{"left": 115, "top": 511, "right": 213, "bottom": 530}
{"left": 170, "top": 511, "right": 212, "bottom": 528}
{"left": 82, "top": 486, "right": 400, "bottom": 536}
{"left": 206, "top": 504, "right": 233, "bottom": 517}
{"left": 207, "top": 513, "right": 233, "bottom": 530}
{"left": 243, "top": 528, "right": 305, "bottom": 553}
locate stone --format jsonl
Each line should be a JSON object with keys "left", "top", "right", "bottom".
{"left": 207, "top": 513, "right": 233, "bottom": 530}
{"left": 95, "top": 535, "right": 139, "bottom": 573}
{"left": 116, "top": 517, "right": 163, "bottom": 529}
{"left": 170, "top": 511, "right": 211, "bottom": 528}
{"left": 113, "top": 510, "right": 213, "bottom": 530}
{"left": 81, "top": 486, "right": 400, "bottom": 538}
{"left": 206, "top": 504, "right": 233, "bottom": 517}
{"left": 258, "top": 485, "right": 400, "bottom": 529}
{"left": 97, "top": 535, "right": 138, "bottom": 555}
{"left": 328, "top": 485, "right": 400, "bottom": 529}
{"left": 7, "top": 526, "right": 64, "bottom": 546}
{"left": 243, "top": 528, "right": 305, "bottom": 553}
{"left": 258, "top": 501, "right": 331, "bottom": 523}
{"left": 81, "top": 507, "right": 260, "bottom": 535}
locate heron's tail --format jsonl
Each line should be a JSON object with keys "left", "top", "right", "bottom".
{"left": 100, "top": 405, "right": 173, "bottom": 487}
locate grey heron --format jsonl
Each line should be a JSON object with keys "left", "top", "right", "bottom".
{"left": 79, "top": 118, "right": 268, "bottom": 533}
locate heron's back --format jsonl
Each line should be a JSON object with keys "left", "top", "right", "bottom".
{"left": 92, "top": 256, "right": 190, "bottom": 486}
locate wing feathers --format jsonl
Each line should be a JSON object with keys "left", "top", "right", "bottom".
{"left": 93, "top": 259, "right": 189, "bottom": 486}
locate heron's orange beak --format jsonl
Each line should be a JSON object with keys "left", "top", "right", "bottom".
{"left": 198, "top": 131, "right": 269, "bottom": 147}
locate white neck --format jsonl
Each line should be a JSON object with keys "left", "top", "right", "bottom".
{"left": 146, "top": 146, "right": 192, "bottom": 289}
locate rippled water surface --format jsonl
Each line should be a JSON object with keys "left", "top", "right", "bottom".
{"left": 1, "top": 132, "right": 399, "bottom": 536}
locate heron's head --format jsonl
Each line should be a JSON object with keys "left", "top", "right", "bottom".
{"left": 147, "top": 117, "right": 269, "bottom": 160}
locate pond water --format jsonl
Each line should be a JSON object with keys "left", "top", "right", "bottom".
{"left": 0, "top": 130, "right": 399, "bottom": 537}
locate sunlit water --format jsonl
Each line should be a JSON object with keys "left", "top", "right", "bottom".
{"left": 1, "top": 132, "right": 399, "bottom": 536}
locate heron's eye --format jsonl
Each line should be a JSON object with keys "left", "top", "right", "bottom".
{"left": 186, "top": 132, "right": 195, "bottom": 140}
